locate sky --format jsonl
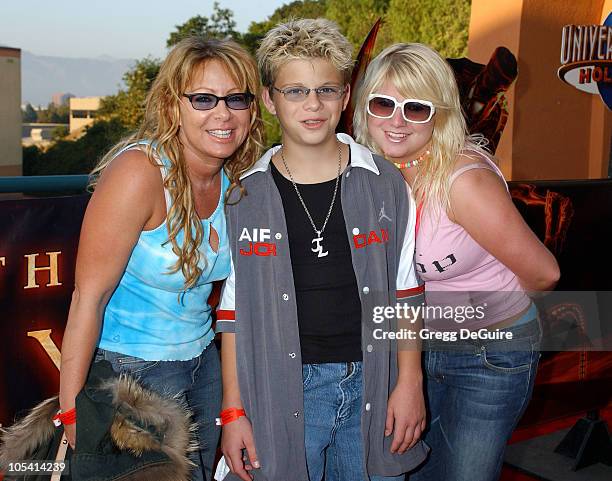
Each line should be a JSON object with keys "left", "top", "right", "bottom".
{"left": 1, "top": 0, "right": 288, "bottom": 59}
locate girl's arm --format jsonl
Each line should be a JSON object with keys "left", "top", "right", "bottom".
{"left": 449, "top": 165, "right": 560, "bottom": 291}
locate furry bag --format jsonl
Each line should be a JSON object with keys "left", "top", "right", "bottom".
{"left": 0, "top": 361, "right": 197, "bottom": 481}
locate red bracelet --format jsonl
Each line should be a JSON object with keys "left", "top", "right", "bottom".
{"left": 52, "top": 408, "right": 77, "bottom": 427}
{"left": 216, "top": 407, "right": 246, "bottom": 426}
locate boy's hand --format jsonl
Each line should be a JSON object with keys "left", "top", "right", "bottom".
{"left": 221, "top": 416, "right": 260, "bottom": 481}
{"left": 385, "top": 379, "right": 426, "bottom": 454}
{"left": 64, "top": 423, "right": 77, "bottom": 449}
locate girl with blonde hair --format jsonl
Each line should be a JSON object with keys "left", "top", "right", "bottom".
{"left": 59, "top": 36, "right": 263, "bottom": 480}
{"left": 355, "top": 43, "right": 559, "bottom": 481}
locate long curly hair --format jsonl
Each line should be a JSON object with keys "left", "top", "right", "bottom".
{"left": 90, "top": 37, "right": 264, "bottom": 290}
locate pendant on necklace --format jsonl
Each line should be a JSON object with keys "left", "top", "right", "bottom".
{"left": 311, "top": 233, "right": 328, "bottom": 258}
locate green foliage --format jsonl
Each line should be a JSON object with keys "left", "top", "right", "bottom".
{"left": 34, "top": 103, "right": 70, "bottom": 123}
{"left": 23, "top": 119, "right": 129, "bottom": 176}
{"left": 22, "top": 103, "right": 37, "bottom": 122}
{"left": 167, "top": 2, "right": 240, "bottom": 47}
{"left": 35, "top": 1, "right": 471, "bottom": 175}
{"left": 245, "top": 0, "right": 328, "bottom": 53}
{"left": 51, "top": 125, "right": 69, "bottom": 141}
{"left": 261, "top": 106, "right": 282, "bottom": 147}
{"left": 326, "top": 0, "right": 391, "bottom": 51}
{"left": 386, "top": 0, "right": 471, "bottom": 57}
{"left": 98, "top": 57, "right": 161, "bottom": 130}
{"left": 22, "top": 145, "right": 41, "bottom": 174}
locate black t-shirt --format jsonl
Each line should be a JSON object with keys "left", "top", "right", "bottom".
{"left": 271, "top": 160, "right": 362, "bottom": 364}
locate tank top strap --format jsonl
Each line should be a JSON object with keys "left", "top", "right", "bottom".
{"left": 207, "top": 168, "right": 230, "bottom": 228}
{"left": 448, "top": 163, "right": 497, "bottom": 185}
{"left": 449, "top": 153, "right": 508, "bottom": 193}
{"left": 158, "top": 157, "right": 172, "bottom": 215}
{"left": 112, "top": 140, "right": 172, "bottom": 213}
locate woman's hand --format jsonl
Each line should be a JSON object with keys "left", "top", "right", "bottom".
{"left": 385, "top": 377, "right": 426, "bottom": 454}
{"left": 221, "top": 417, "right": 260, "bottom": 481}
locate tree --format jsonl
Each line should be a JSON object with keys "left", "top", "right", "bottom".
{"left": 386, "top": 0, "right": 471, "bottom": 57}
{"left": 23, "top": 118, "right": 128, "bottom": 176}
{"left": 167, "top": 2, "right": 239, "bottom": 47}
{"left": 26, "top": 1, "right": 473, "bottom": 175}
{"left": 325, "top": 0, "right": 391, "bottom": 51}
{"left": 98, "top": 57, "right": 161, "bottom": 131}
{"left": 51, "top": 125, "right": 69, "bottom": 141}
{"left": 35, "top": 103, "right": 70, "bottom": 123}
{"left": 22, "top": 103, "right": 37, "bottom": 123}
{"left": 248, "top": 0, "right": 327, "bottom": 34}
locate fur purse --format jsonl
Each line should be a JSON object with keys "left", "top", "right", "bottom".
{"left": 0, "top": 361, "right": 197, "bottom": 481}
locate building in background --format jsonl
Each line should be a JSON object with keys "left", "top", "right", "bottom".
{"left": 0, "top": 47, "right": 22, "bottom": 176}
{"left": 69, "top": 96, "right": 101, "bottom": 134}
{"left": 469, "top": 0, "right": 612, "bottom": 180}
{"left": 21, "top": 123, "right": 68, "bottom": 149}
{"left": 52, "top": 92, "right": 75, "bottom": 107}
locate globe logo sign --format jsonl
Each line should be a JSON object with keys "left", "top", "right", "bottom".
{"left": 558, "top": 12, "right": 612, "bottom": 110}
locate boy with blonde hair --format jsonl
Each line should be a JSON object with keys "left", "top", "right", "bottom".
{"left": 217, "top": 18, "right": 428, "bottom": 481}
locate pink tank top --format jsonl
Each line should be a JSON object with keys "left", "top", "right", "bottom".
{"left": 415, "top": 151, "right": 530, "bottom": 330}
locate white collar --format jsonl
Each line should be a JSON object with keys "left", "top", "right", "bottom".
{"left": 240, "top": 133, "right": 380, "bottom": 180}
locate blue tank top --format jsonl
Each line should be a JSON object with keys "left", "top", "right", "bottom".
{"left": 99, "top": 141, "right": 231, "bottom": 361}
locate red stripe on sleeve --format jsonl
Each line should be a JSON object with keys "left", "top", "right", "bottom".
{"left": 397, "top": 285, "right": 425, "bottom": 298}
{"left": 216, "top": 309, "right": 236, "bottom": 320}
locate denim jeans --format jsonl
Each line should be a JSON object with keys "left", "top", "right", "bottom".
{"left": 302, "top": 361, "right": 405, "bottom": 481}
{"left": 409, "top": 318, "right": 541, "bottom": 481}
{"left": 94, "top": 342, "right": 222, "bottom": 481}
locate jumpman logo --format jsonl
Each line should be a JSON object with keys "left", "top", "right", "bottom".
{"left": 378, "top": 201, "right": 392, "bottom": 222}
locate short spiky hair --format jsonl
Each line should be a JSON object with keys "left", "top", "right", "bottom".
{"left": 257, "top": 18, "right": 354, "bottom": 87}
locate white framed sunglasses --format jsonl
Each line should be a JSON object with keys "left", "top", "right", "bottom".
{"left": 367, "top": 94, "right": 435, "bottom": 123}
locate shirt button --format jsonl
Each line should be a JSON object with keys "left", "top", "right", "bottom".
{"left": 365, "top": 402, "right": 371, "bottom": 411}
{"left": 366, "top": 344, "right": 373, "bottom": 353}
{"left": 346, "top": 171, "right": 351, "bottom": 178}
{"left": 293, "top": 411, "right": 300, "bottom": 418}
{"left": 289, "top": 352, "right": 296, "bottom": 359}
{"left": 352, "top": 227, "right": 360, "bottom": 235}
{"left": 362, "top": 286, "right": 370, "bottom": 294}
{"left": 282, "top": 293, "right": 289, "bottom": 301}
{"left": 275, "top": 232, "right": 282, "bottom": 240}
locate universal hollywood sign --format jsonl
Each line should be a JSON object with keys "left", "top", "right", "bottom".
{"left": 558, "top": 13, "right": 612, "bottom": 109}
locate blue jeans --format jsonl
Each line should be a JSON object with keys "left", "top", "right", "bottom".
{"left": 95, "top": 342, "right": 222, "bottom": 481}
{"left": 302, "top": 362, "right": 405, "bottom": 481}
{"left": 409, "top": 318, "right": 541, "bottom": 481}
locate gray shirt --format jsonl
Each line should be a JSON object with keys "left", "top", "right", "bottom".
{"left": 217, "top": 134, "right": 428, "bottom": 481}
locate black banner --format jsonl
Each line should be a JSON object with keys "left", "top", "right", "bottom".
{"left": 1, "top": 179, "right": 611, "bottom": 428}
{"left": 0, "top": 194, "right": 89, "bottom": 428}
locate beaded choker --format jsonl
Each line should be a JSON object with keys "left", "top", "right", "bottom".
{"left": 392, "top": 149, "right": 430, "bottom": 169}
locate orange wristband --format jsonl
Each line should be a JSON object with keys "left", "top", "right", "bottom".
{"left": 216, "top": 407, "right": 246, "bottom": 426}
{"left": 52, "top": 407, "right": 77, "bottom": 427}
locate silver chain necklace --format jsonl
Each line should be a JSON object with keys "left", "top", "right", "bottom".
{"left": 280, "top": 143, "right": 342, "bottom": 258}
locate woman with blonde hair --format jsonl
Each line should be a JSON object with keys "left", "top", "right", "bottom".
{"left": 58, "top": 36, "right": 263, "bottom": 480}
{"left": 354, "top": 43, "right": 559, "bottom": 481}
